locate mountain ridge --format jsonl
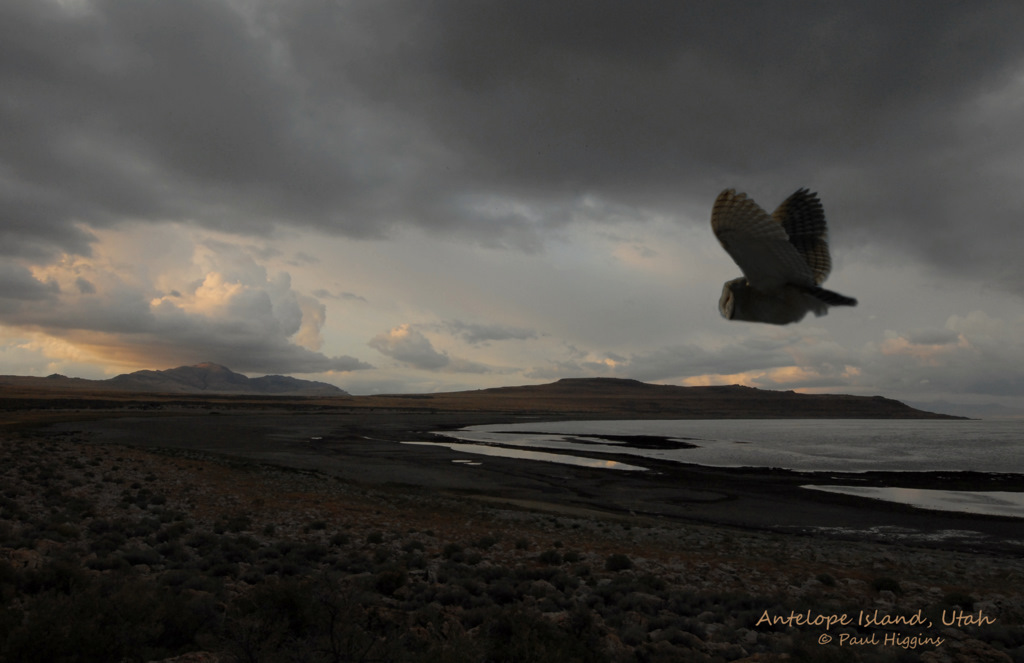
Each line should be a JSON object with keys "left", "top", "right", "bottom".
{"left": 0, "top": 370, "right": 965, "bottom": 418}
{"left": 369, "top": 377, "right": 965, "bottom": 419}
{"left": 2, "top": 363, "right": 348, "bottom": 396}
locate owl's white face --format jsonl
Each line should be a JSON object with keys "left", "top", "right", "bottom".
{"left": 719, "top": 280, "right": 737, "bottom": 320}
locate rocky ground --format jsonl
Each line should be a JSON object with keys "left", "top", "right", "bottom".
{"left": 2, "top": 427, "right": 1023, "bottom": 663}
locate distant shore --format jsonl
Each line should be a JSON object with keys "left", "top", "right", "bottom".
{"left": 0, "top": 373, "right": 966, "bottom": 418}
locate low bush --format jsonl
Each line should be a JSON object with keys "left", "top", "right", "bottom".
{"left": 538, "top": 550, "right": 562, "bottom": 565}
{"left": 605, "top": 553, "right": 633, "bottom": 572}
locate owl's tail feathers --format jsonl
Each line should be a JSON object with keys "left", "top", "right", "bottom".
{"left": 801, "top": 285, "right": 858, "bottom": 307}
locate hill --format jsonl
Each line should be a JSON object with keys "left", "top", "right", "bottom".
{"left": 0, "top": 363, "right": 347, "bottom": 397}
{"left": 363, "top": 377, "right": 963, "bottom": 419}
{"left": 0, "top": 371, "right": 961, "bottom": 418}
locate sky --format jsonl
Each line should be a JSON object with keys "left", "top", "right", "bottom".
{"left": 2, "top": 1, "right": 1024, "bottom": 410}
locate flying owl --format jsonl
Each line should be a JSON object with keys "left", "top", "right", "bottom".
{"left": 711, "top": 188, "right": 857, "bottom": 325}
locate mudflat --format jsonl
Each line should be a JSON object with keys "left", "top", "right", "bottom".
{"left": 40, "top": 408, "right": 1023, "bottom": 554}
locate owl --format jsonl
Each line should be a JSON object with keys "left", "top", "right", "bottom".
{"left": 712, "top": 188, "right": 857, "bottom": 324}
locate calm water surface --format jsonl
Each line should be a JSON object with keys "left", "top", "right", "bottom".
{"left": 439, "top": 419, "right": 1024, "bottom": 473}
{"left": 419, "top": 419, "right": 1024, "bottom": 517}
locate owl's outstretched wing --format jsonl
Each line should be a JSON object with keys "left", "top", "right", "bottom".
{"left": 711, "top": 189, "right": 817, "bottom": 291}
{"left": 772, "top": 188, "right": 832, "bottom": 285}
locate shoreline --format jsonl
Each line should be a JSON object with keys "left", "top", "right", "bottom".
{"left": 39, "top": 409, "right": 1024, "bottom": 555}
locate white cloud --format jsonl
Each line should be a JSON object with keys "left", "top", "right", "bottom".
{"left": 0, "top": 227, "right": 372, "bottom": 375}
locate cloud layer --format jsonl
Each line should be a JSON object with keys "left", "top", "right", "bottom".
{"left": 2, "top": 1, "right": 1024, "bottom": 407}
{"left": 0, "top": 229, "right": 370, "bottom": 374}
{"left": 4, "top": 1, "right": 1024, "bottom": 280}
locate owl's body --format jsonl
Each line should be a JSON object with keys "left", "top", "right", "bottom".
{"left": 712, "top": 188, "right": 856, "bottom": 324}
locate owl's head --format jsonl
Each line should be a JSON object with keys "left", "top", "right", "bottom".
{"left": 718, "top": 278, "right": 745, "bottom": 320}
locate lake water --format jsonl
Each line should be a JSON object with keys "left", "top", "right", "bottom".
{"left": 417, "top": 419, "right": 1024, "bottom": 517}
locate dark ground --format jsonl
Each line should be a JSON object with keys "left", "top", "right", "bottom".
{"left": 41, "top": 409, "right": 1024, "bottom": 555}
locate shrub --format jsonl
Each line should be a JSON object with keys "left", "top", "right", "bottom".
{"left": 121, "top": 546, "right": 162, "bottom": 567}
{"left": 538, "top": 550, "right": 562, "bottom": 566}
{"left": 223, "top": 514, "right": 252, "bottom": 532}
{"left": 442, "top": 543, "right": 464, "bottom": 560}
{"left": 401, "top": 539, "right": 424, "bottom": 553}
{"left": 219, "top": 540, "right": 256, "bottom": 564}
{"left": 90, "top": 530, "right": 128, "bottom": 556}
{"left": 128, "top": 517, "right": 162, "bottom": 538}
{"left": 185, "top": 531, "right": 219, "bottom": 555}
{"left": 208, "top": 562, "right": 239, "bottom": 578}
{"left": 483, "top": 605, "right": 607, "bottom": 663}
{"left": 605, "top": 553, "right": 633, "bottom": 572}
{"left": 291, "top": 543, "right": 329, "bottom": 563}
{"left": 374, "top": 568, "right": 407, "bottom": 596}
{"left": 942, "top": 591, "right": 975, "bottom": 610}
{"left": 474, "top": 535, "right": 500, "bottom": 550}
{"left": 487, "top": 579, "right": 519, "bottom": 605}
{"left": 18, "top": 556, "right": 89, "bottom": 595}
{"left": 156, "top": 522, "right": 190, "bottom": 543}
{"left": 816, "top": 573, "right": 837, "bottom": 587}
{"left": 86, "top": 555, "right": 130, "bottom": 572}
{"left": 871, "top": 577, "right": 902, "bottom": 594}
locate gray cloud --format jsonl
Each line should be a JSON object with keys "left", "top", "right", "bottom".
{"left": 3, "top": 0, "right": 1023, "bottom": 289}
{"left": 312, "top": 289, "right": 369, "bottom": 304}
{"left": 905, "top": 329, "right": 960, "bottom": 346}
{"left": 441, "top": 320, "right": 540, "bottom": 345}
{"left": 369, "top": 325, "right": 450, "bottom": 370}
{"left": 524, "top": 338, "right": 797, "bottom": 383}
{"left": 75, "top": 277, "right": 96, "bottom": 295}
{"left": 0, "top": 264, "right": 60, "bottom": 304}
{"left": 526, "top": 309, "right": 1024, "bottom": 400}
{"left": 368, "top": 324, "right": 492, "bottom": 373}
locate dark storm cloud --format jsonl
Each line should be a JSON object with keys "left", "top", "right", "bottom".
{"left": 0, "top": 264, "right": 59, "bottom": 305}
{"left": 5, "top": 1, "right": 1024, "bottom": 285}
{"left": 0, "top": 0, "right": 386, "bottom": 254}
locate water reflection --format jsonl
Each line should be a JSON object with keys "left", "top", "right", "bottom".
{"left": 402, "top": 440, "right": 648, "bottom": 472}
{"left": 804, "top": 485, "right": 1024, "bottom": 518}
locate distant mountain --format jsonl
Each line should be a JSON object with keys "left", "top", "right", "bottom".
{"left": 1, "top": 363, "right": 348, "bottom": 396}
{"left": 105, "top": 363, "right": 348, "bottom": 396}
{"left": 0, "top": 370, "right": 967, "bottom": 418}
